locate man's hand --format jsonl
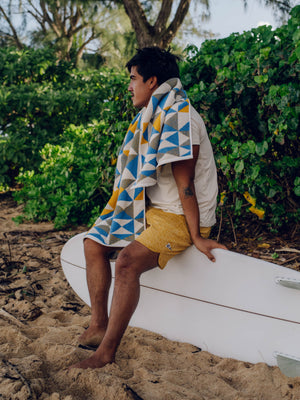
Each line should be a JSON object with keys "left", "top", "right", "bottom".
{"left": 193, "top": 236, "right": 227, "bottom": 262}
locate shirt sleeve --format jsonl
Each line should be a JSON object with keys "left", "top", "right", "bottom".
{"left": 190, "top": 106, "right": 203, "bottom": 146}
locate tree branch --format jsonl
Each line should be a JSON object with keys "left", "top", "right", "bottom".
{"left": 122, "top": 0, "right": 153, "bottom": 39}
{"left": 75, "top": 28, "right": 100, "bottom": 66}
{"left": 39, "top": 0, "right": 61, "bottom": 37}
{"left": 163, "top": 0, "right": 191, "bottom": 45}
{"left": 0, "top": 6, "right": 24, "bottom": 49}
{"left": 154, "top": 0, "right": 173, "bottom": 32}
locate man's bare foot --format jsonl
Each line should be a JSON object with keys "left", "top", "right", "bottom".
{"left": 69, "top": 352, "right": 114, "bottom": 370}
{"left": 78, "top": 326, "right": 106, "bottom": 347}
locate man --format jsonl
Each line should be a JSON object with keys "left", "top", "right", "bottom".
{"left": 70, "top": 47, "right": 226, "bottom": 369}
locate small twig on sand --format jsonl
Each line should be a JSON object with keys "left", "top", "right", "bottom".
{"left": 228, "top": 211, "right": 237, "bottom": 246}
{"left": 3, "top": 232, "right": 12, "bottom": 262}
{"left": 2, "top": 359, "right": 34, "bottom": 400}
{"left": 279, "top": 255, "right": 300, "bottom": 265}
{"left": 275, "top": 248, "right": 300, "bottom": 254}
{"left": 123, "top": 384, "right": 144, "bottom": 400}
{"left": 0, "top": 308, "right": 25, "bottom": 328}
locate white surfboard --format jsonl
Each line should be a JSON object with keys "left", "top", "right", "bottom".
{"left": 61, "top": 232, "right": 300, "bottom": 377}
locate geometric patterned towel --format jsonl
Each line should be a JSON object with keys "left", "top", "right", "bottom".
{"left": 86, "top": 78, "right": 192, "bottom": 247}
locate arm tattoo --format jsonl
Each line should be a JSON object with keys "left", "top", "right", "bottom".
{"left": 183, "top": 186, "right": 194, "bottom": 198}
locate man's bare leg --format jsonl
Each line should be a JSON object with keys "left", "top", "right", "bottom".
{"left": 78, "top": 239, "right": 116, "bottom": 347}
{"left": 70, "top": 240, "right": 159, "bottom": 369}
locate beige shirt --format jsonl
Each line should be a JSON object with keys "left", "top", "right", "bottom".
{"left": 146, "top": 106, "right": 218, "bottom": 227}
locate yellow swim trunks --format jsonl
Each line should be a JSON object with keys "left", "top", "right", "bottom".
{"left": 136, "top": 207, "right": 211, "bottom": 269}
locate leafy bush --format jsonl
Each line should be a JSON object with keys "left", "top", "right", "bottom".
{"left": 0, "top": 47, "right": 133, "bottom": 186}
{"left": 13, "top": 120, "right": 126, "bottom": 229}
{"left": 181, "top": 5, "right": 300, "bottom": 230}
{"left": 6, "top": 7, "right": 300, "bottom": 232}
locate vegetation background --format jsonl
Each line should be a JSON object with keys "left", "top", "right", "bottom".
{"left": 0, "top": 0, "right": 299, "bottom": 239}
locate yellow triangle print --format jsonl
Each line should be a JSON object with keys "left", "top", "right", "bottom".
{"left": 141, "top": 134, "right": 148, "bottom": 145}
{"left": 153, "top": 113, "right": 161, "bottom": 131}
{"left": 101, "top": 187, "right": 123, "bottom": 216}
{"left": 129, "top": 118, "right": 139, "bottom": 134}
{"left": 142, "top": 122, "right": 148, "bottom": 133}
{"left": 179, "top": 104, "right": 189, "bottom": 113}
{"left": 101, "top": 207, "right": 113, "bottom": 216}
{"left": 134, "top": 190, "right": 144, "bottom": 201}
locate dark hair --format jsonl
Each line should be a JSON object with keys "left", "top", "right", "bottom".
{"left": 126, "top": 47, "right": 180, "bottom": 86}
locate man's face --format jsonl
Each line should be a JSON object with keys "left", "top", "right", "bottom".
{"left": 128, "top": 66, "right": 158, "bottom": 108}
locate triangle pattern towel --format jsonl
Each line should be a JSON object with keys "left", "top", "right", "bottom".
{"left": 86, "top": 78, "right": 192, "bottom": 247}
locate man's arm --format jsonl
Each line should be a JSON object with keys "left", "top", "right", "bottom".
{"left": 172, "top": 145, "right": 226, "bottom": 262}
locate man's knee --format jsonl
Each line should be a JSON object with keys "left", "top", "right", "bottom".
{"left": 115, "top": 242, "right": 158, "bottom": 280}
{"left": 115, "top": 247, "right": 136, "bottom": 275}
{"left": 115, "top": 246, "right": 149, "bottom": 283}
{"left": 84, "top": 238, "right": 109, "bottom": 259}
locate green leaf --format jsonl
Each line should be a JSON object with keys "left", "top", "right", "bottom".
{"left": 254, "top": 75, "right": 269, "bottom": 84}
{"left": 235, "top": 198, "right": 243, "bottom": 212}
{"left": 250, "top": 165, "right": 260, "bottom": 180}
{"left": 255, "top": 141, "right": 269, "bottom": 156}
{"left": 294, "top": 177, "right": 300, "bottom": 196}
{"left": 234, "top": 159, "right": 244, "bottom": 174}
{"left": 233, "top": 82, "right": 244, "bottom": 94}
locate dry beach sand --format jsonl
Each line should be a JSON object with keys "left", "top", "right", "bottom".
{"left": 1, "top": 193, "right": 300, "bottom": 400}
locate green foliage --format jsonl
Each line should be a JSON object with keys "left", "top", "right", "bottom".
{"left": 3, "top": 7, "right": 300, "bottom": 232}
{"left": 181, "top": 6, "right": 300, "bottom": 231}
{"left": 13, "top": 121, "right": 126, "bottom": 229}
{"left": 0, "top": 46, "right": 133, "bottom": 186}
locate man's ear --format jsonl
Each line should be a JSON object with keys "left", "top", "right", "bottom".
{"left": 148, "top": 76, "right": 158, "bottom": 89}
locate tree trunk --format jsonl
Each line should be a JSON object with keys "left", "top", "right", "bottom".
{"left": 122, "top": 0, "right": 191, "bottom": 49}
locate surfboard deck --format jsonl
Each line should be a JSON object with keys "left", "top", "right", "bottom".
{"left": 61, "top": 232, "right": 300, "bottom": 377}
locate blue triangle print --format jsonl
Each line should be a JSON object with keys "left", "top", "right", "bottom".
{"left": 93, "top": 227, "right": 109, "bottom": 237}
{"left": 123, "top": 220, "right": 134, "bottom": 233}
{"left": 134, "top": 187, "right": 143, "bottom": 198}
{"left": 142, "top": 129, "right": 149, "bottom": 142}
{"left": 126, "top": 156, "right": 138, "bottom": 178}
{"left": 135, "top": 210, "right": 144, "bottom": 219}
{"left": 124, "top": 130, "right": 134, "bottom": 146}
{"left": 137, "top": 115, "right": 142, "bottom": 129}
{"left": 100, "top": 210, "right": 114, "bottom": 220}
{"left": 147, "top": 146, "right": 158, "bottom": 154}
{"left": 118, "top": 190, "right": 133, "bottom": 202}
{"left": 162, "top": 124, "right": 177, "bottom": 132}
{"left": 113, "top": 233, "right": 132, "bottom": 240}
{"left": 147, "top": 157, "right": 157, "bottom": 167}
{"left": 151, "top": 96, "right": 159, "bottom": 110}
{"left": 181, "top": 149, "right": 192, "bottom": 156}
{"left": 180, "top": 122, "right": 190, "bottom": 132}
{"left": 166, "top": 108, "right": 176, "bottom": 114}
{"left": 166, "top": 132, "right": 179, "bottom": 146}
{"left": 159, "top": 94, "right": 168, "bottom": 110}
{"left": 111, "top": 220, "right": 122, "bottom": 233}
{"left": 178, "top": 101, "right": 188, "bottom": 111}
{"left": 114, "top": 210, "right": 132, "bottom": 220}
{"left": 141, "top": 169, "right": 156, "bottom": 177}
{"left": 158, "top": 146, "right": 177, "bottom": 153}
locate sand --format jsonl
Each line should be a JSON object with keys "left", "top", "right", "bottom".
{"left": 1, "top": 194, "right": 300, "bottom": 400}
